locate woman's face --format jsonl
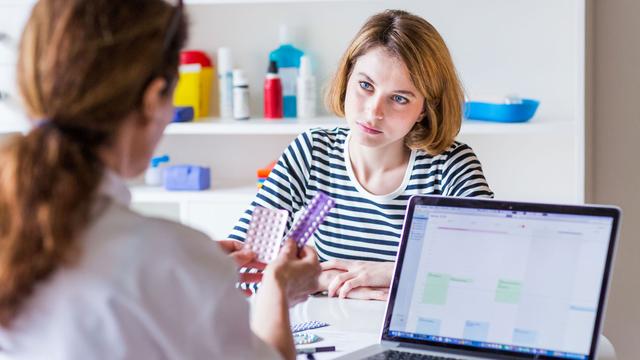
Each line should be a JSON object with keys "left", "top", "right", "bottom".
{"left": 344, "top": 46, "right": 425, "bottom": 150}
{"left": 125, "top": 79, "right": 175, "bottom": 178}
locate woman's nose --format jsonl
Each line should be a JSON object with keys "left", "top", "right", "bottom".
{"left": 366, "top": 95, "right": 384, "bottom": 120}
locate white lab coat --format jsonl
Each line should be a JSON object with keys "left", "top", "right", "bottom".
{"left": 0, "top": 172, "right": 281, "bottom": 360}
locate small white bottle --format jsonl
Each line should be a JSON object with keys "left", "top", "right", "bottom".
{"left": 296, "top": 55, "right": 317, "bottom": 119}
{"left": 217, "top": 47, "right": 234, "bottom": 119}
{"left": 232, "top": 69, "right": 250, "bottom": 120}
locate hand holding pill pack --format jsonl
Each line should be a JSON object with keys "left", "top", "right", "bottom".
{"left": 244, "top": 192, "right": 335, "bottom": 263}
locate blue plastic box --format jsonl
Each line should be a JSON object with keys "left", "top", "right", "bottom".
{"left": 164, "top": 165, "right": 210, "bottom": 191}
{"left": 172, "top": 106, "right": 195, "bottom": 123}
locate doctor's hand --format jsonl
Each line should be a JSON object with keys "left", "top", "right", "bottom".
{"left": 321, "top": 259, "right": 394, "bottom": 300}
{"left": 264, "top": 239, "right": 321, "bottom": 307}
{"left": 216, "top": 239, "right": 265, "bottom": 267}
{"left": 216, "top": 240, "right": 266, "bottom": 285}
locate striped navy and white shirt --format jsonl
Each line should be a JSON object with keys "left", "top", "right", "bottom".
{"left": 229, "top": 127, "right": 493, "bottom": 262}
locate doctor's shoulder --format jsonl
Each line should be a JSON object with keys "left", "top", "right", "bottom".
{"left": 92, "top": 202, "right": 233, "bottom": 274}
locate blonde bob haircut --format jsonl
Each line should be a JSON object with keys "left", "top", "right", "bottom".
{"left": 326, "top": 9, "right": 464, "bottom": 155}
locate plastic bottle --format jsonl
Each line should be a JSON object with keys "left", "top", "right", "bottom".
{"left": 269, "top": 25, "right": 304, "bottom": 118}
{"left": 145, "top": 155, "right": 170, "bottom": 186}
{"left": 264, "top": 60, "right": 283, "bottom": 119}
{"left": 217, "top": 47, "right": 234, "bottom": 119}
{"left": 233, "top": 69, "right": 250, "bottom": 120}
{"left": 296, "top": 56, "right": 317, "bottom": 119}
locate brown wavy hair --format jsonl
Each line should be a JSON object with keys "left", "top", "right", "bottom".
{"left": 326, "top": 9, "right": 464, "bottom": 155}
{"left": 0, "top": 0, "right": 187, "bottom": 327}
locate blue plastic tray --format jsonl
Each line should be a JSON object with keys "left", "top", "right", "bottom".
{"left": 464, "top": 99, "right": 539, "bottom": 123}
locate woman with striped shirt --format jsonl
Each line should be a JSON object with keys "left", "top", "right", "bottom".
{"left": 229, "top": 9, "right": 493, "bottom": 300}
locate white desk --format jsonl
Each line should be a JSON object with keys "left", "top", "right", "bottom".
{"left": 290, "top": 296, "right": 616, "bottom": 360}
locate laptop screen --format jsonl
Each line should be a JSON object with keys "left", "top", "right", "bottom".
{"left": 385, "top": 197, "right": 619, "bottom": 360}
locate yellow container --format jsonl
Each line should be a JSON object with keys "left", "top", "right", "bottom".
{"left": 199, "top": 66, "right": 213, "bottom": 118}
{"left": 173, "top": 50, "right": 214, "bottom": 120}
{"left": 173, "top": 64, "right": 202, "bottom": 118}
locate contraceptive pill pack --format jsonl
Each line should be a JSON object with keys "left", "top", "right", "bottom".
{"left": 244, "top": 207, "right": 289, "bottom": 263}
{"left": 291, "top": 320, "right": 329, "bottom": 333}
{"left": 244, "top": 192, "right": 335, "bottom": 263}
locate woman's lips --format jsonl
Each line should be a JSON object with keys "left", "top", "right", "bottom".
{"left": 358, "top": 122, "right": 382, "bottom": 135}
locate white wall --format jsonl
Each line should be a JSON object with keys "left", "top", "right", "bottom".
{"left": 591, "top": 0, "right": 640, "bottom": 358}
{"left": 187, "top": 0, "right": 581, "bottom": 121}
{"left": 179, "top": 0, "right": 585, "bottom": 202}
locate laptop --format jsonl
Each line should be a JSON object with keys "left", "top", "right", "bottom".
{"left": 338, "top": 195, "right": 621, "bottom": 360}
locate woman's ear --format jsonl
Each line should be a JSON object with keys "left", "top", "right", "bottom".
{"left": 140, "top": 77, "right": 169, "bottom": 124}
{"left": 417, "top": 101, "right": 428, "bottom": 123}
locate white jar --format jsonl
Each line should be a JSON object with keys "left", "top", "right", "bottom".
{"left": 233, "top": 69, "right": 250, "bottom": 120}
{"left": 296, "top": 56, "right": 316, "bottom": 119}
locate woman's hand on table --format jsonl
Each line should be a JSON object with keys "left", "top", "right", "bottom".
{"left": 317, "top": 269, "right": 389, "bottom": 300}
{"left": 343, "top": 286, "right": 389, "bottom": 301}
{"left": 319, "top": 260, "right": 394, "bottom": 300}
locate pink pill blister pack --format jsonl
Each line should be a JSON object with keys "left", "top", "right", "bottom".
{"left": 245, "top": 192, "right": 335, "bottom": 263}
{"left": 244, "top": 207, "right": 289, "bottom": 263}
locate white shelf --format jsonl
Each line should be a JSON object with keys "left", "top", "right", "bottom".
{"left": 185, "top": 0, "right": 372, "bottom": 4}
{"left": 0, "top": 116, "right": 574, "bottom": 136}
{"left": 0, "top": 1, "right": 35, "bottom": 5}
{"left": 0, "top": 121, "right": 28, "bottom": 134}
{"left": 166, "top": 117, "right": 343, "bottom": 135}
{"left": 460, "top": 119, "right": 574, "bottom": 135}
{"left": 130, "top": 184, "right": 257, "bottom": 203}
{"left": 165, "top": 116, "right": 574, "bottom": 135}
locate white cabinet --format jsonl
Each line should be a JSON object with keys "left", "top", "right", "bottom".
{"left": 0, "top": 2, "right": 30, "bottom": 133}
{"left": 130, "top": 184, "right": 256, "bottom": 239}
{"left": 0, "top": 3, "right": 31, "bottom": 66}
{"left": 0, "top": 63, "right": 28, "bottom": 133}
{"left": 0, "top": 0, "right": 589, "bottom": 240}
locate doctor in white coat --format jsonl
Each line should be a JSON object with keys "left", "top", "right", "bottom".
{"left": 0, "top": 0, "right": 320, "bottom": 359}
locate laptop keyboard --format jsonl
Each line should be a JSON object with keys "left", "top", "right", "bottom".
{"left": 364, "top": 350, "right": 459, "bottom": 360}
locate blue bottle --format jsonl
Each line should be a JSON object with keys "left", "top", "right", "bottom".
{"left": 269, "top": 25, "right": 304, "bottom": 118}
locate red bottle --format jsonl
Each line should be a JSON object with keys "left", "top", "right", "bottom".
{"left": 264, "top": 60, "right": 283, "bottom": 119}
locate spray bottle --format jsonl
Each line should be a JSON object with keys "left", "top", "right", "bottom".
{"left": 269, "top": 25, "right": 304, "bottom": 118}
{"left": 145, "top": 155, "right": 170, "bottom": 186}
{"left": 264, "top": 60, "right": 283, "bottom": 119}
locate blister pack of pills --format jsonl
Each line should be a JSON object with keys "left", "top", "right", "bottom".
{"left": 286, "top": 192, "right": 335, "bottom": 248}
{"left": 245, "top": 192, "right": 335, "bottom": 263}
{"left": 244, "top": 206, "right": 288, "bottom": 263}
{"left": 291, "top": 320, "right": 329, "bottom": 333}
{"left": 293, "top": 332, "right": 322, "bottom": 345}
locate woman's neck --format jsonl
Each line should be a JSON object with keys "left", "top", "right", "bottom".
{"left": 97, "top": 117, "right": 136, "bottom": 178}
{"left": 348, "top": 137, "right": 412, "bottom": 195}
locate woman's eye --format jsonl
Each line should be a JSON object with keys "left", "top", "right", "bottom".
{"left": 392, "top": 95, "right": 409, "bottom": 105}
{"left": 359, "top": 81, "right": 373, "bottom": 91}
